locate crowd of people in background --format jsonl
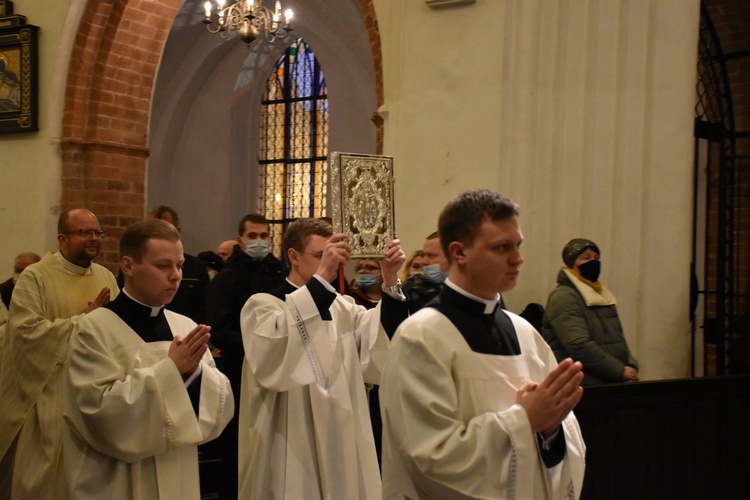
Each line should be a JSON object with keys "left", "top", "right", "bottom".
{"left": 0, "top": 190, "right": 639, "bottom": 499}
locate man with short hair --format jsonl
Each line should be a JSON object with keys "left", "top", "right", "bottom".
{"left": 0, "top": 252, "right": 41, "bottom": 309}
{"left": 205, "top": 213, "right": 287, "bottom": 498}
{"left": 402, "top": 232, "right": 448, "bottom": 313}
{"left": 63, "top": 219, "right": 233, "bottom": 499}
{"left": 207, "top": 214, "right": 288, "bottom": 381}
{"left": 147, "top": 205, "right": 210, "bottom": 324}
{"left": 0, "top": 209, "right": 118, "bottom": 499}
{"left": 238, "top": 218, "right": 408, "bottom": 499}
{"left": 217, "top": 240, "right": 236, "bottom": 262}
{"left": 380, "top": 190, "right": 586, "bottom": 499}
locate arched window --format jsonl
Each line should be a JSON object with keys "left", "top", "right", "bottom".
{"left": 259, "top": 38, "right": 329, "bottom": 257}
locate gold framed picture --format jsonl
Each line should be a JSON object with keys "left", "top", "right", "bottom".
{"left": 0, "top": 2, "right": 39, "bottom": 134}
{"left": 330, "top": 152, "right": 395, "bottom": 259}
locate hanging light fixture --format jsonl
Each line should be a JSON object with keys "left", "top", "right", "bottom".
{"left": 203, "top": 0, "right": 293, "bottom": 45}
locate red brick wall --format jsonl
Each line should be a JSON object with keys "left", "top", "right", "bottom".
{"left": 61, "top": 0, "right": 184, "bottom": 270}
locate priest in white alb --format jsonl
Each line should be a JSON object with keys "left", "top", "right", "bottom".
{"left": 380, "top": 190, "right": 587, "bottom": 499}
{"left": 238, "top": 218, "right": 408, "bottom": 499}
{"left": 63, "top": 219, "right": 233, "bottom": 499}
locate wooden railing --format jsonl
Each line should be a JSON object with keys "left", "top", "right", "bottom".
{"left": 574, "top": 375, "right": 750, "bottom": 499}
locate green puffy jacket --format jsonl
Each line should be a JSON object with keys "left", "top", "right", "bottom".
{"left": 541, "top": 269, "right": 638, "bottom": 385}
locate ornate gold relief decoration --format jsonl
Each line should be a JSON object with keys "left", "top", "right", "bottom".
{"left": 331, "top": 152, "right": 395, "bottom": 259}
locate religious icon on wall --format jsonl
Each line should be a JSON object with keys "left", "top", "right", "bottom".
{"left": 0, "top": 50, "right": 20, "bottom": 112}
{"left": 330, "top": 152, "right": 395, "bottom": 259}
{"left": 0, "top": 1, "right": 39, "bottom": 133}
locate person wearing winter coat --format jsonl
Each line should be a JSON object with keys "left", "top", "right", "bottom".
{"left": 542, "top": 238, "right": 639, "bottom": 385}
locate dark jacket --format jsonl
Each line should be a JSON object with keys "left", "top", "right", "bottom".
{"left": 0, "top": 278, "right": 14, "bottom": 309}
{"left": 402, "top": 274, "right": 442, "bottom": 314}
{"left": 169, "top": 253, "right": 210, "bottom": 324}
{"left": 541, "top": 269, "right": 638, "bottom": 385}
{"left": 206, "top": 246, "right": 287, "bottom": 385}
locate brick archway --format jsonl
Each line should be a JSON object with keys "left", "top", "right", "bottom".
{"left": 356, "top": 0, "right": 385, "bottom": 152}
{"left": 60, "top": 0, "right": 184, "bottom": 269}
{"left": 60, "top": 0, "right": 383, "bottom": 270}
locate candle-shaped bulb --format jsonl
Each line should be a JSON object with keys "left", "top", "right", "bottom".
{"left": 204, "top": 1, "right": 212, "bottom": 18}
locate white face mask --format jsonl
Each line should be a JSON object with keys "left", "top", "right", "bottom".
{"left": 422, "top": 263, "right": 447, "bottom": 284}
{"left": 244, "top": 239, "right": 270, "bottom": 261}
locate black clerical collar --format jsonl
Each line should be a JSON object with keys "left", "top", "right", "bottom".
{"left": 121, "top": 288, "right": 165, "bottom": 317}
{"left": 105, "top": 291, "right": 174, "bottom": 343}
{"left": 284, "top": 277, "right": 301, "bottom": 289}
{"left": 271, "top": 279, "right": 300, "bottom": 300}
{"left": 443, "top": 279, "right": 500, "bottom": 315}
{"left": 430, "top": 284, "right": 520, "bottom": 355}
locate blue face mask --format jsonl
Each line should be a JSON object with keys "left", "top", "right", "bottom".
{"left": 244, "top": 239, "right": 270, "bottom": 261}
{"left": 422, "top": 263, "right": 447, "bottom": 284}
{"left": 355, "top": 273, "right": 378, "bottom": 291}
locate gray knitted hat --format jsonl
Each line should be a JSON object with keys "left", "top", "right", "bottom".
{"left": 562, "top": 238, "right": 600, "bottom": 268}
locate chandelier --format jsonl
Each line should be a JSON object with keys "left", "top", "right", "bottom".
{"left": 203, "top": 0, "right": 293, "bottom": 45}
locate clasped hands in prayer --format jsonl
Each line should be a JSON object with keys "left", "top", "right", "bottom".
{"left": 516, "top": 358, "right": 584, "bottom": 437}
{"left": 83, "top": 287, "right": 112, "bottom": 313}
{"left": 169, "top": 325, "right": 211, "bottom": 376}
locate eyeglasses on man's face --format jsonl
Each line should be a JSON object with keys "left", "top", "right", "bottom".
{"left": 65, "top": 229, "right": 106, "bottom": 239}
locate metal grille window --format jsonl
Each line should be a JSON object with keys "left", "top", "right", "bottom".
{"left": 692, "top": 2, "right": 749, "bottom": 376}
{"left": 259, "top": 38, "right": 329, "bottom": 258}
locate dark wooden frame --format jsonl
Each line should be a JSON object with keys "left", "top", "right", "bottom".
{"left": 0, "top": 19, "right": 38, "bottom": 133}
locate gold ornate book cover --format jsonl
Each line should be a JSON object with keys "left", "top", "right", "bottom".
{"left": 330, "top": 152, "right": 395, "bottom": 259}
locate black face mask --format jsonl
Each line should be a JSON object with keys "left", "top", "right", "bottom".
{"left": 578, "top": 259, "right": 601, "bottom": 282}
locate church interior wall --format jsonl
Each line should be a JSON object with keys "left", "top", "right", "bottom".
{"left": 0, "top": 0, "right": 75, "bottom": 266}
{"left": 375, "top": 0, "right": 700, "bottom": 380}
{"left": 0, "top": 0, "right": 707, "bottom": 380}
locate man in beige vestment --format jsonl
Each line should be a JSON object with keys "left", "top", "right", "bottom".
{"left": 0, "top": 209, "right": 117, "bottom": 500}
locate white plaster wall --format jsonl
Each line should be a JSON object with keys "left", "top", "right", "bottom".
{"left": 375, "top": 0, "right": 700, "bottom": 380}
{"left": 0, "top": 0, "right": 78, "bottom": 269}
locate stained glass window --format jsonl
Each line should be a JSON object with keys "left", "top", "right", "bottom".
{"left": 259, "top": 38, "right": 329, "bottom": 258}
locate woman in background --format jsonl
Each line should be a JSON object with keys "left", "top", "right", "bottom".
{"left": 542, "top": 238, "right": 639, "bottom": 385}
